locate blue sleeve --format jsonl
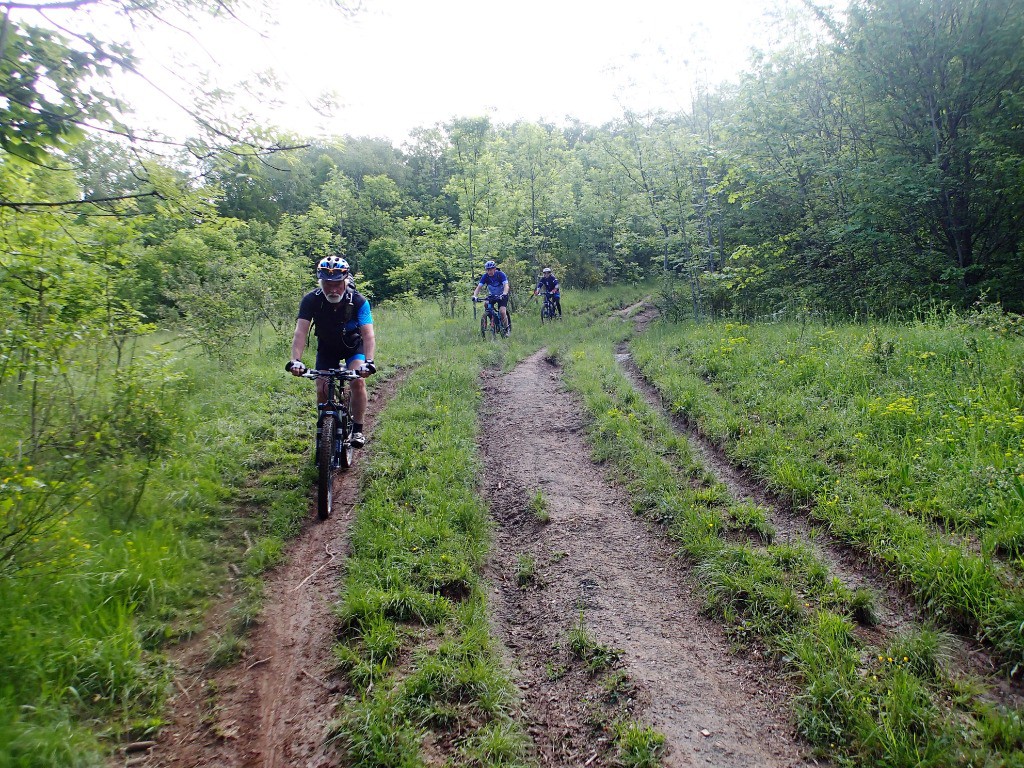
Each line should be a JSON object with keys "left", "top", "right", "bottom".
{"left": 477, "top": 273, "right": 485, "bottom": 286}
{"left": 358, "top": 299, "right": 373, "bottom": 326}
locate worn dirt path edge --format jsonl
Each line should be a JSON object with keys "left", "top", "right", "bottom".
{"left": 127, "top": 372, "right": 407, "bottom": 768}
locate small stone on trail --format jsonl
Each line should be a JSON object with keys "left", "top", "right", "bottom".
{"left": 701, "top": 729, "right": 711, "bottom": 737}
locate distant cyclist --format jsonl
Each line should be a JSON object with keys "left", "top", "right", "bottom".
{"left": 534, "top": 267, "right": 561, "bottom": 317}
{"left": 472, "top": 260, "right": 510, "bottom": 334}
{"left": 288, "top": 255, "right": 376, "bottom": 448}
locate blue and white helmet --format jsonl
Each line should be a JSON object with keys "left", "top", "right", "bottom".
{"left": 317, "top": 255, "right": 349, "bottom": 281}
{"left": 484, "top": 260, "right": 497, "bottom": 269}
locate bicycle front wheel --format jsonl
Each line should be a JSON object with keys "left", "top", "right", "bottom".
{"left": 480, "top": 313, "right": 488, "bottom": 340}
{"left": 338, "top": 401, "right": 354, "bottom": 469}
{"left": 317, "top": 414, "right": 337, "bottom": 520}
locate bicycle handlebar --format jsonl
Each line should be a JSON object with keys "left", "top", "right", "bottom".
{"left": 285, "top": 361, "right": 362, "bottom": 379}
{"left": 299, "top": 368, "right": 361, "bottom": 380}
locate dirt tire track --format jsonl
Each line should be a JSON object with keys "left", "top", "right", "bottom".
{"left": 482, "top": 350, "right": 817, "bottom": 768}
{"left": 615, "top": 346, "right": 909, "bottom": 631}
{"left": 617, "top": 325, "right": 1024, "bottom": 706}
{"left": 131, "top": 374, "right": 405, "bottom": 768}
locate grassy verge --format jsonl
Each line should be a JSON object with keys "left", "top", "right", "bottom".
{"left": 0, "top": 298, "right": 465, "bottom": 764}
{"left": 328, "top": 357, "right": 532, "bottom": 766}
{"left": 553, "top": 320, "right": 1024, "bottom": 767}
{"left": 630, "top": 316, "right": 1024, "bottom": 668}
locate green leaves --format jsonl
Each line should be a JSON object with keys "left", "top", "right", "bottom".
{"left": 0, "top": 23, "right": 124, "bottom": 164}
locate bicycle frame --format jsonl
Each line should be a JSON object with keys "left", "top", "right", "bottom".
{"left": 475, "top": 296, "right": 507, "bottom": 339}
{"left": 485, "top": 299, "right": 502, "bottom": 333}
{"left": 307, "top": 368, "right": 359, "bottom": 448}
{"left": 539, "top": 292, "right": 557, "bottom": 322}
{"left": 299, "top": 368, "right": 359, "bottom": 519}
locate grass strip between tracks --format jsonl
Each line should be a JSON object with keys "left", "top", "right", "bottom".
{"left": 325, "top": 286, "right": 664, "bottom": 767}
{"left": 328, "top": 358, "right": 532, "bottom": 766}
{"left": 554, "top": 331, "right": 1024, "bottom": 768}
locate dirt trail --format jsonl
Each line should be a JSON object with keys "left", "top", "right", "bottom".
{"left": 616, "top": 316, "right": 1024, "bottom": 705}
{"left": 124, "top": 377, "right": 401, "bottom": 768}
{"left": 483, "top": 351, "right": 817, "bottom": 768}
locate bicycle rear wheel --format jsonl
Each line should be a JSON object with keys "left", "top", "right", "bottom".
{"left": 317, "top": 414, "right": 337, "bottom": 520}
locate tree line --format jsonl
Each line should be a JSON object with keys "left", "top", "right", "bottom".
{"left": 3, "top": 0, "right": 1023, "bottom": 389}
{"left": 0, "top": 0, "right": 1021, "bottom": 736}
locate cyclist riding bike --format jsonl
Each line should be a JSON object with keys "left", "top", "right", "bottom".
{"left": 534, "top": 267, "right": 561, "bottom": 317}
{"left": 471, "top": 260, "right": 510, "bottom": 334}
{"left": 288, "top": 255, "right": 376, "bottom": 448}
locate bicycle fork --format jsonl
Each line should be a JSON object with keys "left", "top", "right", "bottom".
{"left": 316, "top": 406, "right": 347, "bottom": 457}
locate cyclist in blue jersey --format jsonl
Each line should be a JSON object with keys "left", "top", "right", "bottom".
{"left": 288, "top": 255, "right": 376, "bottom": 448}
{"left": 534, "top": 267, "right": 561, "bottom": 317}
{"left": 471, "top": 260, "right": 510, "bottom": 334}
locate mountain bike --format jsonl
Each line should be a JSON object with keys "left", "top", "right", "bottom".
{"left": 538, "top": 291, "right": 558, "bottom": 324}
{"left": 287, "top": 366, "right": 361, "bottom": 520}
{"left": 473, "top": 296, "right": 511, "bottom": 339}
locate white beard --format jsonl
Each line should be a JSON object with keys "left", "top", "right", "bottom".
{"left": 319, "top": 279, "right": 346, "bottom": 302}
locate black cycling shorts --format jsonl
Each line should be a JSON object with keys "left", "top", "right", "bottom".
{"left": 315, "top": 340, "right": 365, "bottom": 370}
{"left": 485, "top": 295, "right": 509, "bottom": 309}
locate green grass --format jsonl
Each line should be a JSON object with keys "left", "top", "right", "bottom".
{"left": 529, "top": 489, "right": 550, "bottom": 523}
{"left": 0, "top": 296, "right": 476, "bottom": 763}
{"left": 328, "top": 358, "right": 530, "bottom": 766}
{"left": 567, "top": 610, "right": 624, "bottom": 673}
{"left": 614, "top": 721, "right": 666, "bottom": 768}
{"left": 554, "top": 317, "right": 1023, "bottom": 767}
{"left": 630, "top": 316, "right": 1024, "bottom": 667}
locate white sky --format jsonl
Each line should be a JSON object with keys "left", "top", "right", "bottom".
{"left": 33, "top": 0, "right": 813, "bottom": 147}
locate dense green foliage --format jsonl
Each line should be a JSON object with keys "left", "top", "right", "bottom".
{"left": 6, "top": 0, "right": 1024, "bottom": 326}
{"left": 3, "top": 0, "right": 1024, "bottom": 762}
